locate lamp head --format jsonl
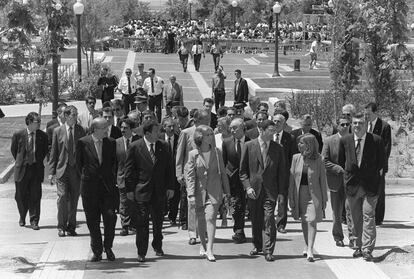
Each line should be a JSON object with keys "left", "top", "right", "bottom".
{"left": 232, "top": 0, "right": 238, "bottom": 7}
{"left": 273, "top": 2, "right": 282, "bottom": 14}
{"left": 73, "top": 0, "right": 84, "bottom": 15}
{"left": 328, "top": 0, "right": 334, "bottom": 8}
{"left": 55, "top": 2, "right": 62, "bottom": 10}
{"left": 188, "top": 0, "right": 193, "bottom": 4}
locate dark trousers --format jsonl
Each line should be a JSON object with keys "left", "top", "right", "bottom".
{"left": 82, "top": 194, "right": 117, "bottom": 256}
{"left": 148, "top": 94, "right": 162, "bottom": 123}
{"left": 122, "top": 93, "right": 137, "bottom": 115}
{"left": 179, "top": 54, "right": 188, "bottom": 72}
{"left": 248, "top": 191, "right": 277, "bottom": 255}
{"left": 56, "top": 165, "right": 80, "bottom": 231}
{"left": 119, "top": 187, "right": 136, "bottom": 229}
{"left": 193, "top": 54, "right": 201, "bottom": 71}
{"left": 331, "top": 188, "right": 345, "bottom": 241}
{"left": 213, "top": 89, "right": 226, "bottom": 112}
{"left": 230, "top": 187, "right": 246, "bottom": 235}
{"left": 212, "top": 54, "right": 221, "bottom": 71}
{"left": 15, "top": 164, "right": 42, "bottom": 225}
{"left": 136, "top": 199, "right": 165, "bottom": 256}
{"left": 179, "top": 183, "right": 188, "bottom": 225}
{"left": 375, "top": 174, "right": 386, "bottom": 224}
{"left": 167, "top": 182, "right": 181, "bottom": 222}
{"left": 277, "top": 194, "right": 288, "bottom": 229}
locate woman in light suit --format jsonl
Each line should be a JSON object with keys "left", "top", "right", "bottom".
{"left": 185, "top": 125, "right": 230, "bottom": 262}
{"left": 289, "top": 133, "right": 328, "bottom": 262}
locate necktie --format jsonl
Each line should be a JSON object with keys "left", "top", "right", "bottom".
{"left": 355, "top": 138, "right": 362, "bottom": 166}
{"left": 261, "top": 141, "right": 267, "bottom": 164}
{"left": 97, "top": 140, "right": 103, "bottom": 164}
{"left": 236, "top": 139, "right": 241, "bottom": 159}
{"left": 126, "top": 138, "right": 130, "bottom": 149}
{"left": 68, "top": 126, "right": 75, "bottom": 166}
{"left": 28, "top": 132, "right": 35, "bottom": 164}
{"left": 195, "top": 45, "right": 198, "bottom": 55}
{"left": 168, "top": 137, "right": 172, "bottom": 152}
{"left": 275, "top": 133, "right": 280, "bottom": 144}
{"left": 151, "top": 78, "right": 155, "bottom": 94}
{"left": 150, "top": 143, "right": 156, "bottom": 163}
{"left": 127, "top": 77, "right": 131, "bottom": 94}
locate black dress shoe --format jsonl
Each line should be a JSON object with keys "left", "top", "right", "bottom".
{"left": 120, "top": 228, "right": 129, "bottom": 236}
{"left": 137, "top": 255, "right": 146, "bottom": 262}
{"left": 32, "top": 224, "right": 39, "bottom": 230}
{"left": 90, "top": 254, "right": 102, "bottom": 262}
{"left": 250, "top": 248, "right": 262, "bottom": 256}
{"left": 307, "top": 256, "right": 315, "bottom": 262}
{"left": 277, "top": 227, "right": 287, "bottom": 234}
{"left": 19, "top": 219, "right": 25, "bottom": 227}
{"left": 353, "top": 249, "right": 363, "bottom": 258}
{"left": 58, "top": 229, "right": 66, "bottom": 237}
{"left": 188, "top": 238, "right": 196, "bottom": 245}
{"left": 265, "top": 254, "right": 275, "bottom": 262}
{"left": 232, "top": 234, "right": 246, "bottom": 244}
{"left": 155, "top": 249, "right": 164, "bottom": 256}
{"left": 181, "top": 224, "right": 188, "bottom": 230}
{"left": 67, "top": 230, "right": 77, "bottom": 237}
{"left": 363, "top": 251, "right": 373, "bottom": 261}
{"left": 335, "top": 240, "right": 345, "bottom": 247}
{"left": 105, "top": 248, "right": 116, "bottom": 261}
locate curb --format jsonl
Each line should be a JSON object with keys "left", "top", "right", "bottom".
{"left": 0, "top": 163, "right": 14, "bottom": 184}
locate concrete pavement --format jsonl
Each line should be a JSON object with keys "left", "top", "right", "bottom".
{"left": 0, "top": 181, "right": 414, "bottom": 278}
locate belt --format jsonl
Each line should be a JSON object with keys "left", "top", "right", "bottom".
{"left": 148, "top": 93, "right": 162, "bottom": 97}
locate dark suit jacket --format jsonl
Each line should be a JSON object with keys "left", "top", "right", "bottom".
{"left": 322, "top": 133, "right": 345, "bottom": 191}
{"left": 109, "top": 125, "right": 122, "bottom": 139}
{"left": 371, "top": 118, "right": 391, "bottom": 173}
{"left": 291, "top": 128, "right": 323, "bottom": 154}
{"left": 234, "top": 78, "right": 249, "bottom": 103}
{"left": 239, "top": 139, "right": 287, "bottom": 200}
{"left": 49, "top": 124, "right": 86, "bottom": 179}
{"left": 116, "top": 135, "right": 139, "bottom": 188}
{"left": 124, "top": 138, "right": 174, "bottom": 202}
{"left": 338, "top": 133, "right": 385, "bottom": 195}
{"left": 245, "top": 127, "right": 259, "bottom": 140}
{"left": 210, "top": 112, "right": 218, "bottom": 130}
{"left": 47, "top": 122, "right": 60, "bottom": 149}
{"left": 222, "top": 136, "right": 250, "bottom": 192}
{"left": 244, "top": 119, "right": 257, "bottom": 131}
{"left": 76, "top": 135, "right": 117, "bottom": 202}
{"left": 11, "top": 129, "right": 48, "bottom": 182}
{"left": 159, "top": 132, "right": 180, "bottom": 189}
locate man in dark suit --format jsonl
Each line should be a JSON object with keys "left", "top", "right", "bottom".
{"left": 125, "top": 120, "right": 174, "bottom": 263}
{"left": 76, "top": 118, "right": 118, "bottom": 262}
{"left": 272, "top": 114, "right": 293, "bottom": 234}
{"left": 222, "top": 118, "right": 250, "bottom": 243}
{"left": 245, "top": 111, "right": 268, "bottom": 140}
{"left": 364, "top": 102, "right": 391, "bottom": 226}
{"left": 240, "top": 120, "right": 287, "bottom": 261}
{"left": 338, "top": 112, "right": 385, "bottom": 261}
{"left": 233, "top": 69, "right": 249, "bottom": 103}
{"left": 203, "top": 98, "right": 218, "bottom": 130}
{"left": 11, "top": 112, "right": 48, "bottom": 230}
{"left": 101, "top": 107, "right": 122, "bottom": 139}
{"left": 159, "top": 118, "right": 180, "bottom": 225}
{"left": 116, "top": 118, "right": 139, "bottom": 236}
{"left": 46, "top": 103, "right": 67, "bottom": 152}
{"left": 49, "top": 106, "right": 86, "bottom": 237}
{"left": 291, "top": 114, "right": 323, "bottom": 154}
{"left": 112, "top": 99, "right": 125, "bottom": 128}
{"left": 322, "top": 114, "right": 350, "bottom": 247}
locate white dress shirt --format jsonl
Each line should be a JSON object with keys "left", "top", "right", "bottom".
{"left": 273, "top": 130, "right": 284, "bottom": 144}
{"left": 117, "top": 76, "right": 138, "bottom": 95}
{"left": 143, "top": 76, "right": 164, "bottom": 96}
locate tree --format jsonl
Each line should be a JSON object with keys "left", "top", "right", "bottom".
{"left": 210, "top": 1, "right": 232, "bottom": 27}
{"left": 165, "top": 0, "right": 189, "bottom": 21}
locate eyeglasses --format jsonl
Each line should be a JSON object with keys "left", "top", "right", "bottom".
{"left": 88, "top": 102, "right": 96, "bottom": 105}
{"left": 340, "top": 123, "right": 350, "bottom": 127}
{"left": 126, "top": 72, "right": 132, "bottom": 74}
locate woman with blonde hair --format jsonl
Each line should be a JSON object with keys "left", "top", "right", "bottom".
{"left": 289, "top": 133, "right": 328, "bottom": 262}
{"left": 185, "top": 125, "right": 230, "bottom": 261}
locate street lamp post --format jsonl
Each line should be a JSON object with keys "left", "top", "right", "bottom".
{"left": 188, "top": 0, "right": 193, "bottom": 21}
{"left": 73, "top": 0, "right": 84, "bottom": 82}
{"left": 272, "top": 2, "right": 282, "bottom": 77}
{"left": 231, "top": 0, "right": 238, "bottom": 26}
{"left": 51, "top": 1, "right": 62, "bottom": 115}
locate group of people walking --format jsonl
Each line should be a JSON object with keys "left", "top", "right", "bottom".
{"left": 11, "top": 59, "right": 391, "bottom": 264}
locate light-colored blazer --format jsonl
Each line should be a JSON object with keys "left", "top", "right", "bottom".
{"left": 322, "top": 133, "right": 344, "bottom": 191}
{"left": 176, "top": 125, "right": 196, "bottom": 182}
{"left": 288, "top": 153, "right": 328, "bottom": 221}
{"left": 185, "top": 147, "right": 230, "bottom": 206}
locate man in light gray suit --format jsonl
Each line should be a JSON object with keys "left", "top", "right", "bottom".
{"left": 322, "top": 114, "right": 350, "bottom": 247}
{"left": 176, "top": 109, "right": 210, "bottom": 245}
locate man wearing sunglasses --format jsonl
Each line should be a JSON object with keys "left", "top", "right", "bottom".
{"left": 117, "top": 68, "right": 138, "bottom": 115}
{"left": 322, "top": 114, "right": 351, "bottom": 248}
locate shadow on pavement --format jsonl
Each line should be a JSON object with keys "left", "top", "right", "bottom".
{"left": 378, "top": 223, "right": 414, "bottom": 229}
